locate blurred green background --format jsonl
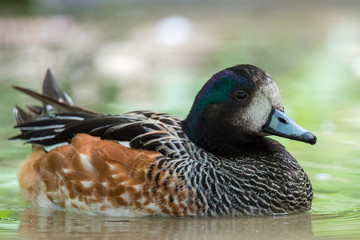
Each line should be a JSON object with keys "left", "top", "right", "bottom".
{"left": 0, "top": 0, "right": 359, "bottom": 239}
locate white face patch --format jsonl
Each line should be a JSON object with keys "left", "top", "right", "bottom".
{"left": 235, "top": 80, "right": 283, "bottom": 135}
{"left": 261, "top": 80, "right": 283, "bottom": 110}
{"left": 238, "top": 91, "right": 272, "bottom": 135}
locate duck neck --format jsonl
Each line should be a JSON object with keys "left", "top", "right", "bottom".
{"left": 182, "top": 108, "right": 258, "bottom": 157}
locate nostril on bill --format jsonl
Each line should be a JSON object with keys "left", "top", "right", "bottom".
{"left": 278, "top": 117, "right": 288, "bottom": 124}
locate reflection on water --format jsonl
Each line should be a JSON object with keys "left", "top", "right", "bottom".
{"left": 0, "top": 207, "right": 357, "bottom": 239}
{"left": 17, "top": 208, "right": 313, "bottom": 240}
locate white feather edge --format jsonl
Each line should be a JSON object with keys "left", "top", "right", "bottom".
{"left": 43, "top": 140, "right": 131, "bottom": 152}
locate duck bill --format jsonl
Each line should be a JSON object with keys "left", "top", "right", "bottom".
{"left": 262, "top": 108, "right": 317, "bottom": 145}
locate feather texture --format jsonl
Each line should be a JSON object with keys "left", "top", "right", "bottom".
{"left": 12, "top": 66, "right": 314, "bottom": 216}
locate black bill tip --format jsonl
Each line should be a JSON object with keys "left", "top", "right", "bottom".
{"left": 301, "top": 132, "right": 317, "bottom": 145}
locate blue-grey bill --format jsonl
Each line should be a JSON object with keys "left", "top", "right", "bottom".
{"left": 263, "top": 108, "right": 317, "bottom": 145}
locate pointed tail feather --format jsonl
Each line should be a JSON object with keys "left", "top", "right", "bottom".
{"left": 13, "top": 105, "right": 40, "bottom": 125}
{"left": 10, "top": 69, "right": 105, "bottom": 146}
{"left": 12, "top": 85, "right": 100, "bottom": 116}
{"left": 42, "top": 69, "right": 74, "bottom": 106}
{"left": 12, "top": 69, "right": 102, "bottom": 125}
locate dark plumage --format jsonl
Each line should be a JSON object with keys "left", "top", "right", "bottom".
{"left": 11, "top": 65, "right": 316, "bottom": 216}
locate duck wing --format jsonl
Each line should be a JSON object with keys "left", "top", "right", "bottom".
{"left": 11, "top": 70, "right": 188, "bottom": 158}
{"left": 11, "top": 111, "right": 187, "bottom": 156}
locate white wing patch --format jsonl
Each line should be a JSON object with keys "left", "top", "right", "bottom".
{"left": 118, "top": 141, "right": 130, "bottom": 148}
{"left": 80, "top": 154, "right": 94, "bottom": 172}
{"left": 44, "top": 142, "right": 69, "bottom": 152}
{"left": 81, "top": 181, "right": 94, "bottom": 188}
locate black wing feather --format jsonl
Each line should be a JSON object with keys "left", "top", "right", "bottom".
{"left": 11, "top": 69, "right": 188, "bottom": 157}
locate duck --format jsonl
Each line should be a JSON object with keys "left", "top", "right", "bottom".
{"left": 11, "top": 64, "right": 317, "bottom": 216}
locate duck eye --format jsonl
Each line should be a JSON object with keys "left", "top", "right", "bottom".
{"left": 234, "top": 91, "right": 247, "bottom": 101}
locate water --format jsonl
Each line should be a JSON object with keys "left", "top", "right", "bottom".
{"left": 4, "top": 210, "right": 314, "bottom": 240}
{"left": 1, "top": 1, "right": 360, "bottom": 239}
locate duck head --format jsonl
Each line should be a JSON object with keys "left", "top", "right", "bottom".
{"left": 182, "top": 64, "right": 316, "bottom": 156}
